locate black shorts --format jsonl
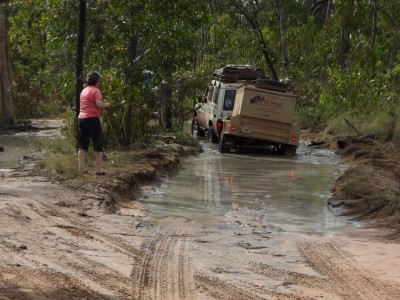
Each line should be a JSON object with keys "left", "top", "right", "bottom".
{"left": 78, "top": 117, "right": 104, "bottom": 152}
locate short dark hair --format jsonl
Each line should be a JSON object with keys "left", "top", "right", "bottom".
{"left": 86, "top": 71, "right": 101, "bottom": 86}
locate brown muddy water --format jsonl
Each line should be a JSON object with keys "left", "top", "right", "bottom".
{"left": 0, "top": 124, "right": 61, "bottom": 169}
{"left": 0, "top": 134, "right": 44, "bottom": 169}
{"left": 1, "top": 131, "right": 352, "bottom": 234}
{"left": 143, "top": 141, "right": 351, "bottom": 233}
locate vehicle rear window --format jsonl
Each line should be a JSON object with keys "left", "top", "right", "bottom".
{"left": 223, "top": 90, "right": 236, "bottom": 111}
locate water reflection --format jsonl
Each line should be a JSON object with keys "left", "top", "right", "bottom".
{"left": 144, "top": 142, "right": 348, "bottom": 233}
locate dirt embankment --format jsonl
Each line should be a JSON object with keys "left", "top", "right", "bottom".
{"left": 302, "top": 129, "right": 400, "bottom": 236}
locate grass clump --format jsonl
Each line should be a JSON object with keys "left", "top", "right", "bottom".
{"left": 38, "top": 137, "right": 77, "bottom": 179}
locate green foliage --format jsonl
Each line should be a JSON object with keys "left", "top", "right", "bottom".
{"left": 3, "top": 0, "right": 400, "bottom": 141}
{"left": 60, "top": 107, "right": 77, "bottom": 144}
{"left": 295, "top": 106, "right": 327, "bottom": 131}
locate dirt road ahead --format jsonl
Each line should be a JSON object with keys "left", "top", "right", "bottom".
{"left": 1, "top": 167, "right": 400, "bottom": 300}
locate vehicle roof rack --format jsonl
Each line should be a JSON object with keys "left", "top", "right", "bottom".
{"left": 212, "top": 65, "right": 267, "bottom": 82}
{"left": 251, "top": 78, "right": 297, "bottom": 94}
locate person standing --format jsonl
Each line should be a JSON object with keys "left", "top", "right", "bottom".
{"left": 77, "top": 71, "right": 110, "bottom": 175}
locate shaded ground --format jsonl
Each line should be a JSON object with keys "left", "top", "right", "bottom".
{"left": 0, "top": 121, "right": 399, "bottom": 299}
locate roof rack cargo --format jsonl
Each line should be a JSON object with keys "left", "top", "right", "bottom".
{"left": 254, "top": 78, "right": 289, "bottom": 92}
{"left": 212, "top": 65, "right": 267, "bottom": 82}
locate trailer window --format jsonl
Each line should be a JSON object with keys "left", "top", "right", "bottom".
{"left": 223, "top": 90, "right": 236, "bottom": 110}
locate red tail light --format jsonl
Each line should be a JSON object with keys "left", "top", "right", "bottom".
{"left": 231, "top": 124, "right": 237, "bottom": 131}
{"left": 217, "top": 120, "right": 223, "bottom": 129}
{"left": 292, "top": 134, "right": 297, "bottom": 142}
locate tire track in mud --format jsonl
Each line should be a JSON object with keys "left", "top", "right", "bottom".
{"left": 0, "top": 232, "right": 138, "bottom": 299}
{"left": 0, "top": 199, "right": 146, "bottom": 298}
{"left": 131, "top": 226, "right": 161, "bottom": 299}
{"left": 178, "top": 236, "right": 193, "bottom": 299}
{"left": 194, "top": 272, "right": 309, "bottom": 300}
{"left": 193, "top": 239, "right": 399, "bottom": 298}
{"left": 0, "top": 245, "right": 106, "bottom": 299}
{"left": 29, "top": 201, "right": 147, "bottom": 259}
{"left": 1, "top": 179, "right": 196, "bottom": 299}
{"left": 298, "top": 241, "right": 400, "bottom": 300}
{"left": 131, "top": 226, "right": 195, "bottom": 300}
{"left": 24, "top": 202, "right": 155, "bottom": 297}
{"left": 148, "top": 227, "right": 174, "bottom": 299}
{"left": 57, "top": 254, "right": 139, "bottom": 298}
{"left": 192, "top": 242, "right": 332, "bottom": 293}
{"left": 246, "top": 260, "right": 338, "bottom": 294}
{"left": 194, "top": 273, "right": 264, "bottom": 300}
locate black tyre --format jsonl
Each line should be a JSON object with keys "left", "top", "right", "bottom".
{"left": 209, "top": 125, "right": 219, "bottom": 143}
{"left": 191, "top": 117, "right": 205, "bottom": 136}
{"left": 218, "top": 134, "right": 229, "bottom": 153}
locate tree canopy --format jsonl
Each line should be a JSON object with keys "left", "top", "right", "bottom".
{"left": 1, "top": 0, "right": 400, "bottom": 142}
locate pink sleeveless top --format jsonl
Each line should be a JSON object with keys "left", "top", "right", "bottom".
{"left": 78, "top": 86, "right": 103, "bottom": 118}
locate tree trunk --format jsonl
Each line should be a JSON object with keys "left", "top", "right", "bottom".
{"left": 247, "top": 14, "right": 278, "bottom": 80}
{"left": 213, "top": 9, "right": 217, "bottom": 54}
{"left": 75, "top": 0, "right": 86, "bottom": 146}
{"left": 244, "top": 12, "right": 278, "bottom": 80}
{"left": 370, "top": 1, "right": 377, "bottom": 73}
{"left": 160, "top": 78, "right": 173, "bottom": 131}
{"left": 339, "top": 8, "right": 348, "bottom": 68}
{"left": 201, "top": 22, "right": 208, "bottom": 66}
{"left": 325, "top": 0, "right": 332, "bottom": 24}
{"left": 0, "top": 10, "right": 14, "bottom": 125}
{"left": 371, "top": 1, "right": 377, "bottom": 49}
{"left": 124, "top": 31, "right": 138, "bottom": 146}
{"left": 225, "top": 0, "right": 278, "bottom": 80}
{"left": 177, "top": 80, "right": 184, "bottom": 131}
{"left": 258, "top": 29, "right": 278, "bottom": 80}
{"left": 277, "top": 0, "right": 289, "bottom": 69}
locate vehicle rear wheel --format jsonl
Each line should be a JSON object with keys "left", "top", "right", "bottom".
{"left": 209, "top": 125, "right": 219, "bottom": 143}
{"left": 218, "top": 134, "right": 229, "bottom": 153}
{"left": 191, "top": 117, "right": 205, "bottom": 136}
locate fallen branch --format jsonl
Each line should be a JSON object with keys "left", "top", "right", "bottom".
{"left": 344, "top": 118, "right": 362, "bottom": 135}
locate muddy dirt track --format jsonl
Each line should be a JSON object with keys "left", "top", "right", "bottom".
{"left": 1, "top": 164, "right": 400, "bottom": 299}
{"left": 1, "top": 119, "right": 400, "bottom": 299}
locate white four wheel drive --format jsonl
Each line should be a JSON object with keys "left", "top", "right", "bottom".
{"left": 191, "top": 64, "right": 266, "bottom": 144}
{"left": 192, "top": 64, "right": 300, "bottom": 155}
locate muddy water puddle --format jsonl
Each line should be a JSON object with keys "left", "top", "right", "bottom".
{"left": 0, "top": 128, "right": 61, "bottom": 169}
{"left": 0, "top": 135, "right": 43, "bottom": 169}
{"left": 143, "top": 142, "right": 350, "bottom": 233}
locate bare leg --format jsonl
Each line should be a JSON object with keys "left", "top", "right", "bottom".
{"left": 95, "top": 151, "right": 104, "bottom": 173}
{"left": 78, "top": 149, "right": 88, "bottom": 173}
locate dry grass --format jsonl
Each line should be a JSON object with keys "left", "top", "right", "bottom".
{"left": 330, "top": 142, "right": 400, "bottom": 236}
{"left": 37, "top": 132, "right": 201, "bottom": 181}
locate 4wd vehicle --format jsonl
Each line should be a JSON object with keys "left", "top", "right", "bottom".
{"left": 191, "top": 65, "right": 266, "bottom": 143}
{"left": 218, "top": 79, "right": 300, "bottom": 155}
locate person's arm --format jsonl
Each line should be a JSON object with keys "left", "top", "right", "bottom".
{"left": 96, "top": 99, "right": 111, "bottom": 108}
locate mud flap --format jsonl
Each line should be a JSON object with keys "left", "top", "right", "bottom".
{"left": 282, "top": 144, "right": 297, "bottom": 156}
